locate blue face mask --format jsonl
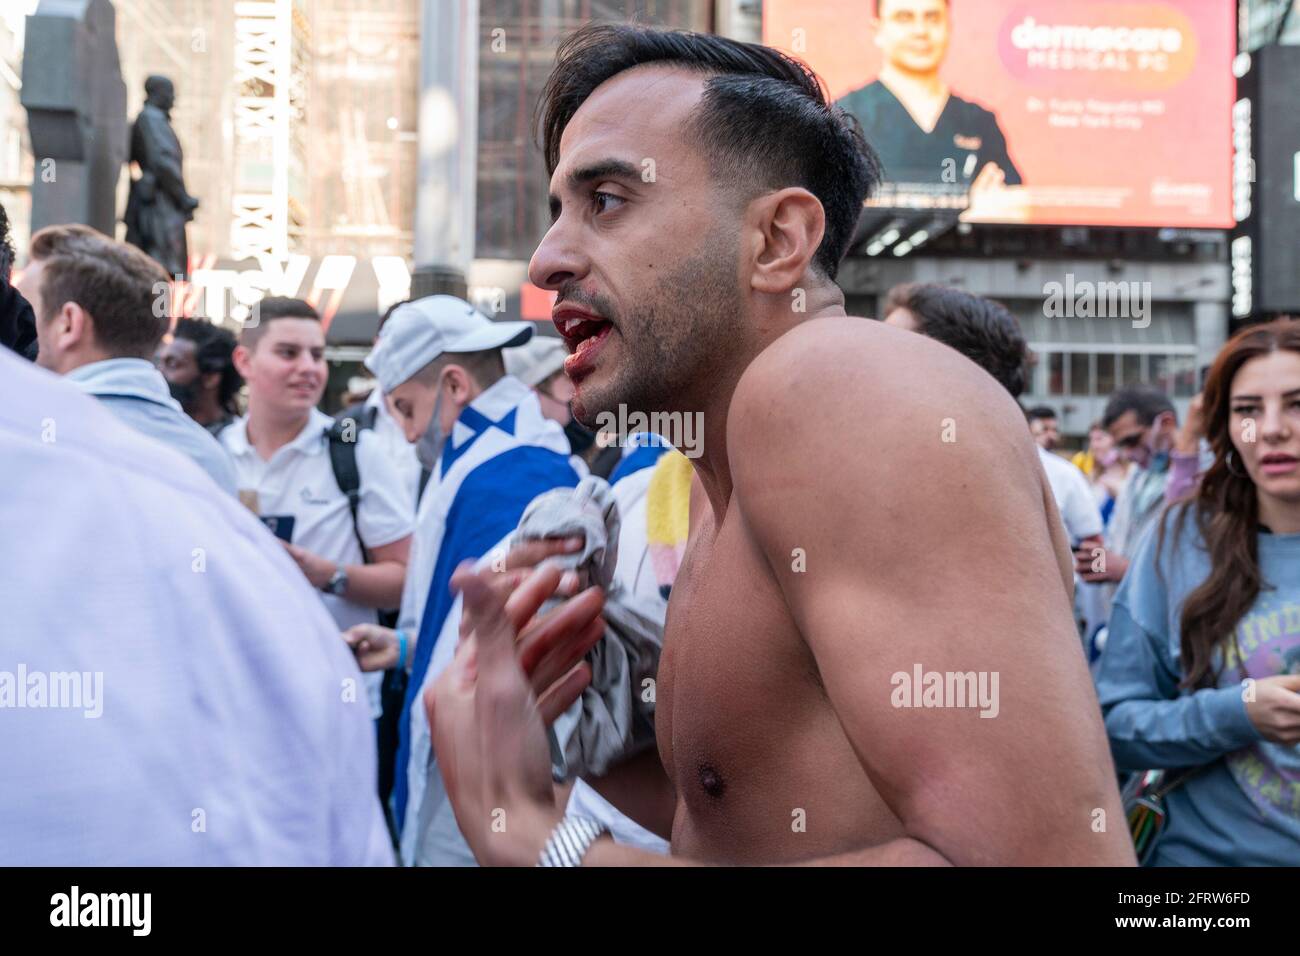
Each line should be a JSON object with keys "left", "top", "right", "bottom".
{"left": 415, "top": 376, "right": 447, "bottom": 472}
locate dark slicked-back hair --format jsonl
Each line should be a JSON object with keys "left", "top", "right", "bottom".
{"left": 885, "top": 282, "right": 1031, "bottom": 398}
{"left": 1102, "top": 386, "right": 1175, "bottom": 429}
{"left": 537, "top": 24, "right": 882, "bottom": 281}
{"left": 174, "top": 318, "right": 242, "bottom": 414}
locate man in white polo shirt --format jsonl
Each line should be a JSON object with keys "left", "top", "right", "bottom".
{"left": 221, "top": 296, "right": 414, "bottom": 719}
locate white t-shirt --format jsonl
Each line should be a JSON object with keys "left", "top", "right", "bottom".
{"left": 0, "top": 352, "right": 392, "bottom": 865}
{"left": 221, "top": 408, "right": 415, "bottom": 715}
{"left": 1038, "top": 446, "right": 1104, "bottom": 544}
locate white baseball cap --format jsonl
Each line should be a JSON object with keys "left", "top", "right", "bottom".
{"left": 364, "top": 295, "right": 533, "bottom": 392}
{"left": 504, "top": 334, "right": 568, "bottom": 388}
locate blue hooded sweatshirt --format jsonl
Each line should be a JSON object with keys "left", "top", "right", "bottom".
{"left": 1094, "top": 505, "right": 1300, "bottom": 866}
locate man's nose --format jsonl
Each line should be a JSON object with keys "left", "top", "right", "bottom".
{"left": 528, "top": 219, "right": 587, "bottom": 292}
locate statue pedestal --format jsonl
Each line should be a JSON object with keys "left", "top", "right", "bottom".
{"left": 20, "top": 0, "right": 126, "bottom": 236}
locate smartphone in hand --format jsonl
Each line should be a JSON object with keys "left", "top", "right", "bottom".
{"left": 259, "top": 514, "right": 295, "bottom": 542}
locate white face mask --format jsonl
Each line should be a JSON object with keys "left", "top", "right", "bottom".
{"left": 415, "top": 376, "right": 447, "bottom": 472}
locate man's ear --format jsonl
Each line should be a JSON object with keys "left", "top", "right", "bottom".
{"left": 747, "top": 187, "right": 826, "bottom": 296}
{"left": 232, "top": 343, "right": 253, "bottom": 379}
{"left": 443, "top": 364, "right": 475, "bottom": 406}
{"left": 53, "top": 302, "right": 93, "bottom": 353}
{"left": 201, "top": 370, "right": 221, "bottom": 394}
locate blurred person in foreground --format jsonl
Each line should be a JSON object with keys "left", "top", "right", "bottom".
{"left": 0, "top": 347, "right": 391, "bottom": 864}
{"left": 422, "top": 24, "right": 1131, "bottom": 867}
{"left": 17, "top": 224, "right": 235, "bottom": 495}
{"left": 1094, "top": 320, "right": 1300, "bottom": 866}
{"left": 156, "top": 317, "right": 242, "bottom": 435}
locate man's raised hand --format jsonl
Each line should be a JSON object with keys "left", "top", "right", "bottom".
{"left": 426, "top": 562, "right": 604, "bottom": 864}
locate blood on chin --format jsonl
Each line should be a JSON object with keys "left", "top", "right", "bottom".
{"left": 570, "top": 382, "right": 619, "bottom": 431}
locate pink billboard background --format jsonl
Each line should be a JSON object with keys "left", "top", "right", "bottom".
{"left": 762, "top": 0, "right": 1235, "bottom": 228}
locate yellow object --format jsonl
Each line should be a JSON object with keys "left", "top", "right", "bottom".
{"left": 646, "top": 450, "right": 693, "bottom": 589}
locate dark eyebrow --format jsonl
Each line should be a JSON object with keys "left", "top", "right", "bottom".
{"left": 548, "top": 159, "right": 643, "bottom": 220}
{"left": 1233, "top": 388, "right": 1300, "bottom": 401}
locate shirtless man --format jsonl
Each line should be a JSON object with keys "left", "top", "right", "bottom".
{"left": 425, "top": 24, "right": 1133, "bottom": 866}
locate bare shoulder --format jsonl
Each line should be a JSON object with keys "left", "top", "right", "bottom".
{"left": 729, "top": 315, "right": 1035, "bottom": 499}
{"left": 727, "top": 319, "right": 1074, "bottom": 647}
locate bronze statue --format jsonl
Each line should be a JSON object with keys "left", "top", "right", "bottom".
{"left": 124, "top": 76, "right": 199, "bottom": 279}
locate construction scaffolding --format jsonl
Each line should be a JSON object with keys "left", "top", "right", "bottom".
{"left": 111, "top": 0, "right": 418, "bottom": 265}
{"left": 474, "top": 0, "right": 711, "bottom": 261}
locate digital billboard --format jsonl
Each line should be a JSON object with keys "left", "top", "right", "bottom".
{"left": 762, "top": 0, "right": 1236, "bottom": 228}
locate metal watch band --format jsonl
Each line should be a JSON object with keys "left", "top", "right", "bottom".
{"left": 323, "top": 566, "right": 348, "bottom": 595}
{"left": 536, "top": 816, "right": 609, "bottom": 867}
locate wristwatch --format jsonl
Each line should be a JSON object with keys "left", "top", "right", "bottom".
{"left": 322, "top": 565, "right": 349, "bottom": 596}
{"left": 536, "top": 816, "right": 609, "bottom": 867}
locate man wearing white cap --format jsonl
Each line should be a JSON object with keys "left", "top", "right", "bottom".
{"left": 504, "top": 333, "right": 591, "bottom": 476}
{"left": 347, "top": 294, "right": 580, "bottom": 861}
{"left": 504, "top": 333, "right": 572, "bottom": 423}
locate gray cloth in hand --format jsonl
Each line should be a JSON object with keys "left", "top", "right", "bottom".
{"left": 510, "top": 476, "right": 664, "bottom": 779}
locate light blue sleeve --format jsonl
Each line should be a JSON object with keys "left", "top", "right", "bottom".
{"left": 1093, "top": 513, "right": 1263, "bottom": 771}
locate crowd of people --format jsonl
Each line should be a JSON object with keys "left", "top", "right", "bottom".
{"left": 1, "top": 22, "right": 1297, "bottom": 868}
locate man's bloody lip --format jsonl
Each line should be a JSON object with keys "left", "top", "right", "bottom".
{"left": 552, "top": 306, "right": 608, "bottom": 341}
{"left": 563, "top": 322, "right": 613, "bottom": 383}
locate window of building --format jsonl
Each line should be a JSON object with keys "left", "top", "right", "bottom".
{"left": 1048, "top": 352, "right": 1065, "bottom": 395}
{"left": 1095, "top": 352, "right": 1116, "bottom": 395}
{"left": 1069, "top": 352, "right": 1091, "bottom": 395}
{"left": 1121, "top": 353, "right": 1143, "bottom": 387}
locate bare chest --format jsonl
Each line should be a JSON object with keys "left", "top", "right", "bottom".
{"left": 653, "top": 505, "right": 896, "bottom": 861}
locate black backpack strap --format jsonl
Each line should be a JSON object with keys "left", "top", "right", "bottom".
{"left": 326, "top": 402, "right": 378, "bottom": 563}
